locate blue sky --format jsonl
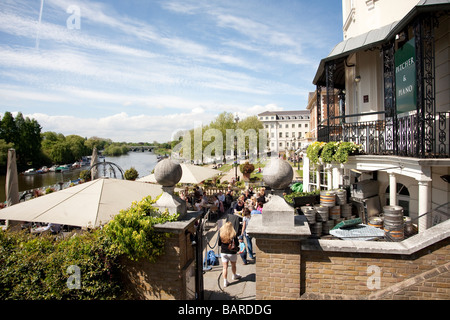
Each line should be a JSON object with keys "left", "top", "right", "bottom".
{"left": 0, "top": 0, "right": 343, "bottom": 142}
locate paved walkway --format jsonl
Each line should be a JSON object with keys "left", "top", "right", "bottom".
{"left": 202, "top": 217, "right": 256, "bottom": 300}
{"left": 200, "top": 162, "right": 301, "bottom": 300}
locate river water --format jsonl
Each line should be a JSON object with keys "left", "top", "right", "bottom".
{"left": 0, "top": 151, "right": 159, "bottom": 202}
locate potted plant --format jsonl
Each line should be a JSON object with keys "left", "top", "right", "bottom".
{"left": 239, "top": 162, "right": 255, "bottom": 181}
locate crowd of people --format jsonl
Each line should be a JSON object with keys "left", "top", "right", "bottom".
{"left": 218, "top": 186, "right": 267, "bottom": 288}
{"left": 179, "top": 183, "right": 269, "bottom": 288}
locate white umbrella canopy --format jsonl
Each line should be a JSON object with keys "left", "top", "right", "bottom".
{"left": 138, "top": 163, "right": 221, "bottom": 185}
{"left": 0, "top": 178, "right": 163, "bottom": 228}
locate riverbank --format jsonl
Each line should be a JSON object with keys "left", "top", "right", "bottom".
{"left": 0, "top": 151, "right": 159, "bottom": 203}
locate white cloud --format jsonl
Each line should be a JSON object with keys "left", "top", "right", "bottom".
{"left": 26, "top": 111, "right": 217, "bottom": 142}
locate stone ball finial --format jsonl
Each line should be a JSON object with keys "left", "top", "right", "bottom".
{"left": 154, "top": 159, "right": 182, "bottom": 187}
{"left": 263, "top": 158, "right": 293, "bottom": 190}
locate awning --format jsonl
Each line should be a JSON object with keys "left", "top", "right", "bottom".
{"left": 313, "top": 21, "right": 399, "bottom": 88}
{"left": 313, "top": 0, "right": 450, "bottom": 88}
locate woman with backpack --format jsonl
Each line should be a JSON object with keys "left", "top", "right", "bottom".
{"left": 218, "top": 221, "right": 242, "bottom": 288}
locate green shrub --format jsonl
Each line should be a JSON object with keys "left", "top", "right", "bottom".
{"left": 103, "top": 195, "right": 179, "bottom": 262}
{"left": 0, "top": 195, "right": 179, "bottom": 300}
{"left": 124, "top": 167, "right": 139, "bottom": 180}
{"left": 306, "top": 141, "right": 326, "bottom": 165}
{"left": 0, "top": 230, "right": 122, "bottom": 300}
{"left": 334, "top": 141, "right": 362, "bottom": 164}
{"left": 321, "top": 141, "right": 338, "bottom": 163}
{"left": 284, "top": 190, "right": 320, "bottom": 204}
{"left": 239, "top": 162, "right": 255, "bottom": 174}
{"left": 79, "top": 169, "right": 91, "bottom": 181}
{"left": 306, "top": 141, "right": 362, "bottom": 165}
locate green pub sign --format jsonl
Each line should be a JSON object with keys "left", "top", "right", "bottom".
{"left": 395, "top": 38, "right": 417, "bottom": 114}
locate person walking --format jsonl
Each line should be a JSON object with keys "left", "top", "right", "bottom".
{"left": 237, "top": 236, "right": 247, "bottom": 265}
{"left": 241, "top": 208, "right": 254, "bottom": 260}
{"left": 218, "top": 221, "right": 242, "bottom": 288}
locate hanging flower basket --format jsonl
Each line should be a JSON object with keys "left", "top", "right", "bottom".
{"left": 306, "top": 141, "right": 362, "bottom": 165}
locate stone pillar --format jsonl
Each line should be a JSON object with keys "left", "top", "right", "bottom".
{"left": 326, "top": 165, "right": 333, "bottom": 190}
{"left": 332, "top": 166, "right": 343, "bottom": 189}
{"left": 303, "top": 156, "right": 310, "bottom": 192}
{"left": 418, "top": 180, "right": 430, "bottom": 232}
{"left": 389, "top": 172, "right": 397, "bottom": 206}
{"left": 247, "top": 158, "right": 311, "bottom": 300}
{"left": 153, "top": 159, "right": 187, "bottom": 216}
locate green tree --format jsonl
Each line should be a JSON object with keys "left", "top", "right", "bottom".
{"left": 0, "top": 112, "right": 42, "bottom": 166}
{"left": 49, "top": 141, "right": 73, "bottom": 164}
{"left": 175, "top": 112, "right": 265, "bottom": 163}
{"left": 0, "top": 139, "right": 14, "bottom": 167}
{"left": 0, "top": 112, "right": 18, "bottom": 146}
{"left": 15, "top": 113, "right": 42, "bottom": 166}
{"left": 66, "top": 135, "right": 89, "bottom": 160}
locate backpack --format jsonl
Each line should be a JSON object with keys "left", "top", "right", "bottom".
{"left": 206, "top": 250, "right": 218, "bottom": 266}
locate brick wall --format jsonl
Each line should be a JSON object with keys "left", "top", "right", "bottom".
{"left": 254, "top": 237, "right": 450, "bottom": 300}
{"left": 255, "top": 239, "right": 301, "bottom": 300}
{"left": 120, "top": 221, "right": 197, "bottom": 300}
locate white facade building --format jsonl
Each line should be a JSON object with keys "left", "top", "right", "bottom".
{"left": 305, "top": 0, "right": 450, "bottom": 232}
{"left": 258, "top": 110, "right": 310, "bottom": 156}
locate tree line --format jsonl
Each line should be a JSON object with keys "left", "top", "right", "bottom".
{"left": 171, "top": 112, "right": 266, "bottom": 162}
{"left": 0, "top": 112, "right": 130, "bottom": 171}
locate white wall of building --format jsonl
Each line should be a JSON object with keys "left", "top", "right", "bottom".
{"left": 259, "top": 113, "right": 310, "bottom": 154}
{"left": 343, "top": 0, "right": 420, "bottom": 39}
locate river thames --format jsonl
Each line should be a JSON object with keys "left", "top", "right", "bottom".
{"left": 0, "top": 151, "right": 159, "bottom": 203}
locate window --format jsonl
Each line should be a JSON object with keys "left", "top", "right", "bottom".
{"left": 279, "top": 132, "right": 282, "bottom": 138}
{"left": 271, "top": 132, "right": 274, "bottom": 138}
{"left": 285, "top": 132, "right": 289, "bottom": 138}
{"left": 305, "top": 124, "right": 308, "bottom": 128}
{"left": 285, "top": 124, "right": 288, "bottom": 128}
{"left": 309, "top": 168, "right": 318, "bottom": 191}
{"left": 292, "top": 124, "right": 295, "bottom": 128}
{"left": 271, "top": 124, "right": 274, "bottom": 128}
{"left": 265, "top": 125, "right": 269, "bottom": 128}
{"left": 279, "top": 142, "right": 283, "bottom": 147}
{"left": 298, "top": 124, "right": 302, "bottom": 128}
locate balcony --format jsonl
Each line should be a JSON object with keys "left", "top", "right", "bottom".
{"left": 317, "top": 111, "right": 450, "bottom": 158}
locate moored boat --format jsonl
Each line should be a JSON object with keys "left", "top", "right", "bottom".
{"left": 36, "top": 166, "right": 49, "bottom": 174}
{"left": 23, "top": 168, "right": 37, "bottom": 175}
{"left": 56, "top": 165, "right": 70, "bottom": 172}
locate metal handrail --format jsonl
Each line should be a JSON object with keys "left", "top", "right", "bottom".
{"left": 409, "top": 201, "right": 450, "bottom": 226}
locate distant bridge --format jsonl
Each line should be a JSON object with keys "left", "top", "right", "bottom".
{"left": 126, "top": 145, "right": 155, "bottom": 152}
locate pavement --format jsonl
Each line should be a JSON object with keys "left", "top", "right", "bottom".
{"left": 202, "top": 217, "right": 256, "bottom": 300}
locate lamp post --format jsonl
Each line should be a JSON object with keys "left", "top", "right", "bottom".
{"left": 234, "top": 113, "right": 239, "bottom": 183}
{"left": 292, "top": 137, "right": 296, "bottom": 167}
{"left": 234, "top": 136, "right": 238, "bottom": 183}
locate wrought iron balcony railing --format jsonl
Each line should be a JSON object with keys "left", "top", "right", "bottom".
{"left": 317, "top": 111, "right": 450, "bottom": 158}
